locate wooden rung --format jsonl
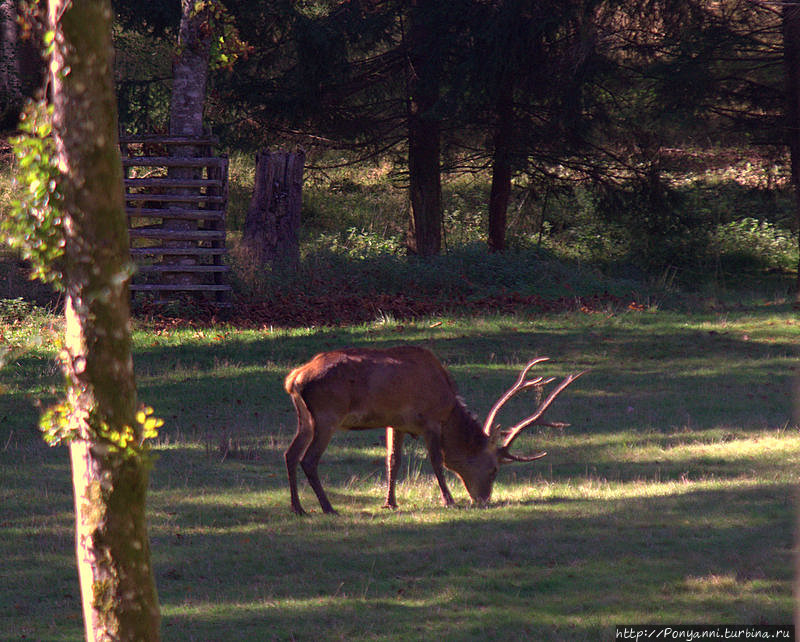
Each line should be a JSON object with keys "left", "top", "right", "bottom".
{"left": 125, "top": 193, "right": 226, "bottom": 204}
{"left": 131, "top": 247, "right": 228, "bottom": 256}
{"left": 129, "top": 229, "right": 226, "bottom": 241}
{"left": 122, "top": 157, "right": 225, "bottom": 168}
{"left": 125, "top": 178, "right": 223, "bottom": 189}
{"left": 126, "top": 208, "right": 224, "bottom": 220}
{"left": 136, "top": 264, "right": 230, "bottom": 273}
{"left": 121, "top": 141, "right": 230, "bottom": 301}
{"left": 120, "top": 135, "right": 219, "bottom": 145}
{"left": 129, "top": 283, "right": 232, "bottom": 292}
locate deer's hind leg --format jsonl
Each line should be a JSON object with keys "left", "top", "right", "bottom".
{"left": 285, "top": 395, "right": 314, "bottom": 515}
{"left": 299, "top": 412, "right": 339, "bottom": 514}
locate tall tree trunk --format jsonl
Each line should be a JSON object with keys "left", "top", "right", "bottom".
{"left": 0, "top": 0, "right": 22, "bottom": 128}
{"left": 49, "top": 0, "right": 161, "bottom": 639}
{"left": 783, "top": 4, "right": 800, "bottom": 304}
{"left": 405, "top": 1, "right": 442, "bottom": 257}
{"left": 488, "top": 83, "right": 514, "bottom": 253}
{"left": 407, "top": 108, "right": 442, "bottom": 256}
{"left": 0, "top": 0, "right": 44, "bottom": 129}
{"left": 166, "top": 0, "right": 213, "bottom": 284}
{"left": 170, "top": 0, "right": 211, "bottom": 138}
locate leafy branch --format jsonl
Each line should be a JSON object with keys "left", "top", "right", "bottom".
{"left": 2, "top": 100, "right": 65, "bottom": 288}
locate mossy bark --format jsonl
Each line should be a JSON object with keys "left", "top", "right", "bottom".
{"left": 49, "top": 0, "right": 161, "bottom": 639}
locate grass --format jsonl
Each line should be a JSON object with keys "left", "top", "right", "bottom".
{"left": 1, "top": 305, "right": 798, "bottom": 639}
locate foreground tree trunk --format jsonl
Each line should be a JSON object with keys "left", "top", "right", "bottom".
{"left": 405, "top": 0, "right": 442, "bottom": 257}
{"left": 242, "top": 150, "right": 305, "bottom": 269}
{"left": 782, "top": 4, "right": 800, "bottom": 304}
{"left": 49, "top": 0, "right": 161, "bottom": 639}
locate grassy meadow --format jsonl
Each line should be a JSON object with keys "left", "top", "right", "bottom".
{"left": 1, "top": 304, "right": 798, "bottom": 640}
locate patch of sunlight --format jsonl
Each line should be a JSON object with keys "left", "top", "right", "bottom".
{"left": 159, "top": 490, "right": 271, "bottom": 507}
{"left": 567, "top": 429, "right": 800, "bottom": 467}
{"left": 499, "top": 476, "right": 775, "bottom": 504}
{"left": 150, "top": 522, "right": 266, "bottom": 538}
{"left": 162, "top": 595, "right": 431, "bottom": 621}
{"left": 651, "top": 433, "right": 800, "bottom": 464}
{"left": 329, "top": 443, "right": 387, "bottom": 459}
{"left": 684, "top": 573, "right": 784, "bottom": 596}
{"left": 137, "top": 363, "right": 265, "bottom": 384}
{"left": 151, "top": 441, "right": 207, "bottom": 451}
{"left": 3, "top": 521, "right": 74, "bottom": 538}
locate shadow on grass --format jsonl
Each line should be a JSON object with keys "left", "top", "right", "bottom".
{"left": 119, "top": 317, "right": 800, "bottom": 447}
{"left": 0, "top": 429, "right": 794, "bottom": 640}
{"left": 149, "top": 481, "right": 793, "bottom": 640}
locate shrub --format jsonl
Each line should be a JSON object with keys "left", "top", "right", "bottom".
{"left": 712, "top": 217, "right": 798, "bottom": 273}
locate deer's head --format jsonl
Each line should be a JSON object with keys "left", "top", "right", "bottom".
{"left": 445, "top": 358, "right": 586, "bottom": 505}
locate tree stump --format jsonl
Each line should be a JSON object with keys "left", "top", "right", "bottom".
{"left": 242, "top": 150, "right": 304, "bottom": 269}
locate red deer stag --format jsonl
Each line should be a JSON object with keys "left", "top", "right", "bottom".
{"left": 284, "top": 346, "right": 585, "bottom": 514}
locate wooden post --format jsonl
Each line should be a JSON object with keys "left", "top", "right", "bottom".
{"left": 242, "top": 150, "right": 304, "bottom": 269}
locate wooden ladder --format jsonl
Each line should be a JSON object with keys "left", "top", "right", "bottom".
{"left": 120, "top": 135, "right": 232, "bottom": 303}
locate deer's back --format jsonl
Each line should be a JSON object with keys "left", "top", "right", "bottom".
{"left": 285, "top": 346, "right": 458, "bottom": 430}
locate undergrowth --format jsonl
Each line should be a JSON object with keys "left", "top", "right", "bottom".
{"left": 220, "top": 150, "right": 798, "bottom": 309}
{"left": 1, "top": 146, "right": 798, "bottom": 311}
{"left": 229, "top": 240, "right": 626, "bottom": 302}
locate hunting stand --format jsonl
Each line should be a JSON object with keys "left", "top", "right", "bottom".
{"left": 120, "top": 134, "right": 231, "bottom": 304}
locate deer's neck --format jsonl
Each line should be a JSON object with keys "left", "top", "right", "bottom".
{"left": 441, "top": 401, "right": 489, "bottom": 464}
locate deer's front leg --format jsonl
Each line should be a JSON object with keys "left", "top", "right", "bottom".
{"left": 423, "top": 430, "right": 455, "bottom": 507}
{"left": 383, "top": 427, "right": 404, "bottom": 509}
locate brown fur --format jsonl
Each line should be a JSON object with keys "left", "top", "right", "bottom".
{"left": 283, "top": 346, "right": 579, "bottom": 514}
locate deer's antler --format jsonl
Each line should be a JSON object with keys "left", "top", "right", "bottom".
{"left": 499, "top": 370, "right": 586, "bottom": 450}
{"left": 482, "top": 357, "right": 552, "bottom": 438}
{"left": 484, "top": 359, "right": 587, "bottom": 461}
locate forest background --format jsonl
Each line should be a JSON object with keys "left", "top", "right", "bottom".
{"left": 3, "top": 0, "right": 800, "bottom": 312}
